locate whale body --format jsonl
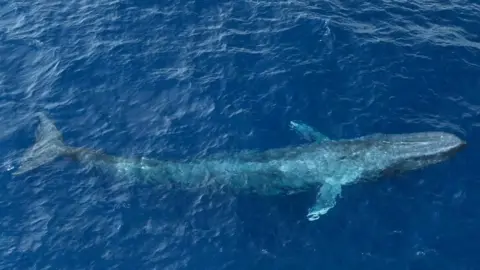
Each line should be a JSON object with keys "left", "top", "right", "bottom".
{"left": 13, "top": 113, "right": 466, "bottom": 221}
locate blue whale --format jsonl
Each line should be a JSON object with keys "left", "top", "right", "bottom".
{"left": 13, "top": 113, "right": 466, "bottom": 221}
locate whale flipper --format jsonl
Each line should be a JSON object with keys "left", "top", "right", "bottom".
{"left": 289, "top": 120, "right": 330, "bottom": 143}
{"left": 306, "top": 182, "right": 342, "bottom": 221}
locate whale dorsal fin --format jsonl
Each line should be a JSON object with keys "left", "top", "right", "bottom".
{"left": 289, "top": 120, "right": 331, "bottom": 143}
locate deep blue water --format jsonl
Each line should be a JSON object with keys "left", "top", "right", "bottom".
{"left": 1, "top": 0, "right": 480, "bottom": 269}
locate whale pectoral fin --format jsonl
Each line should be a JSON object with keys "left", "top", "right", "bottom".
{"left": 289, "top": 120, "right": 330, "bottom": 143}
{"left": 306, "top": 183, "right": 342, "bottom": 221}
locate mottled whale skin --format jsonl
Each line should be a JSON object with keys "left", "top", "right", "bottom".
{"left": 14, "top": 114, "right": 466, "bottom": 221}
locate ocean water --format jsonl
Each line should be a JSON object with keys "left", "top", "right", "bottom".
{"left": 1, "top": 0, "right": 480, "bottom": 269}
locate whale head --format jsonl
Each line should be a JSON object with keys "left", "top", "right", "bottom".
{"left": 347, "top": 132, "right": 466, "bottom": 178}
{"left": 372, "top": 132, "right": 466, "bottom": 176}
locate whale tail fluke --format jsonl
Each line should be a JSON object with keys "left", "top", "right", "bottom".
{"left": 13, "top": 113, "right": 70, "bottom": 176}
